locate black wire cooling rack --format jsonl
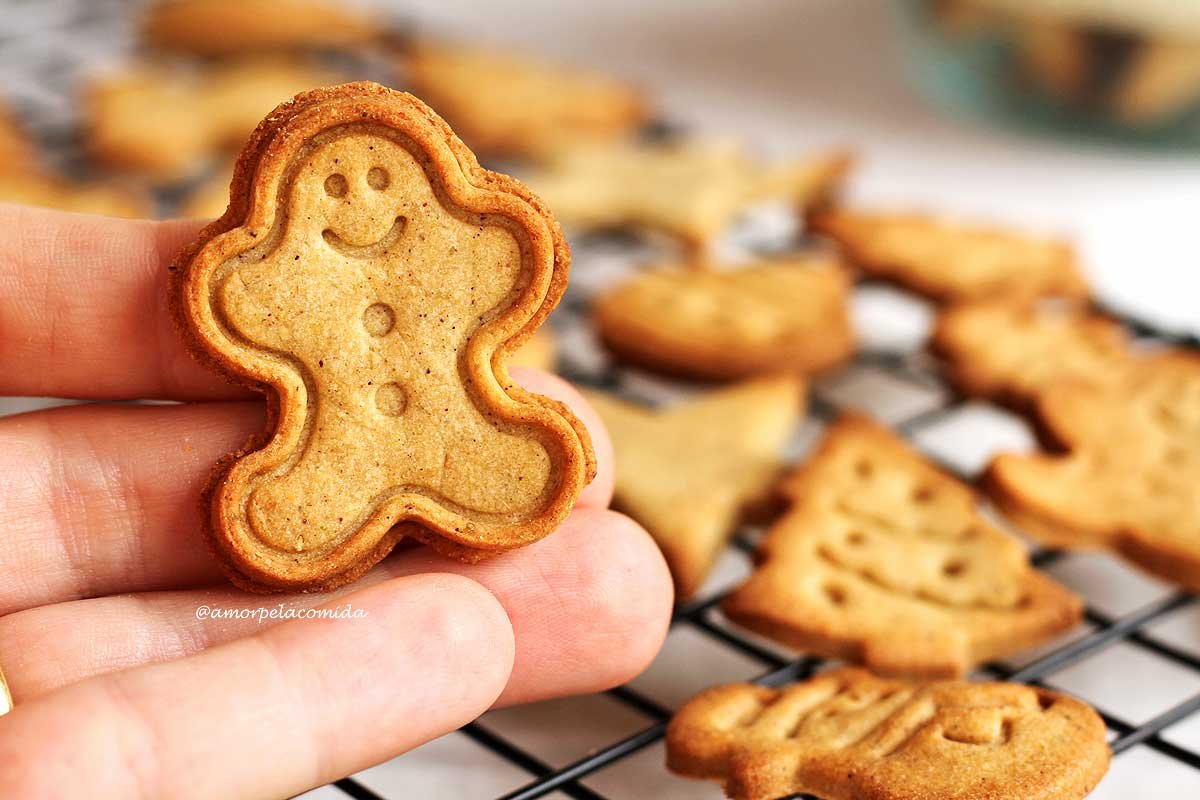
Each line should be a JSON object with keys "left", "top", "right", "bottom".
{"left": 321, "top": 226, "right": 1200, "bottom": 799}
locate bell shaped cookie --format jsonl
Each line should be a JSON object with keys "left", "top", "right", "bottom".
{"left": 667, "top": 667, "right": 1109, "bottom": 800}
{"left": 172, "top": 82, "right": 594, "bottom": 591}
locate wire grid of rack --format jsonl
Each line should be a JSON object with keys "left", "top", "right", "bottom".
{"left": 315, "top": 225, "right": 1200, "bottom": 799}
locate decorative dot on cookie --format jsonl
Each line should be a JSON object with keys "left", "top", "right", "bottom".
{"left": 374, "top": 382, "right": 408, "bottom": 417}
{"left": 362, "top": 302, "right": 395, "bottom": 337}
{"left": 324, "top": 172, "right": 348, "bottom": 197}
{"left": 170, "top": 82, "right": 595, "bottom": 592}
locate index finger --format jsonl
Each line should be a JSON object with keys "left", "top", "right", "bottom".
{"left": 0, "top": 205, "right": 236, "bottom": 400}
{"left": 0, "top": 573, "right": 515, "bottom": 799}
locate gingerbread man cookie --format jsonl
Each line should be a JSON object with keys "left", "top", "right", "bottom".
{"left": 172, "top": 82, "right": 595, "bottom": 592}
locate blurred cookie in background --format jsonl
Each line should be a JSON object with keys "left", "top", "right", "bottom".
{"left": 141, "top": 0, "right": 384, "bottom": 56}
{"left": 178, "top": 160, "right": 234, "bottom": 218}
{"left": 931, "top": 299, "right": 1132, "bottom": 411}
{"left": 528, "top": 140, "right": 851, "bottom": 257}
{"left": 402, "top": 41, "right": 648, "bottom": 160}
{"left": 0, "top": 103, "right": 37, "bottom": 174}
{"left": 1110, "top": 39, "right": 1200, "bottom": 126}
{"left": 0, "top": 99, "right": 149, "bottom": 218}
{"left": 0, "top": 173, "right": 149, "bottom": 218}
{"left": 85, "top": 56, "right": 341, "bottom": 179}
{"left": 810, "top": 208, "right": 1089, "bottom": 303}
{"left": 595, "top": 256, "right": 854, "bottom": 381}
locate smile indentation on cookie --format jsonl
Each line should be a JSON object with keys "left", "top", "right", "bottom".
{"left": 323, "top": 216, "right": 408, "bottom": 258}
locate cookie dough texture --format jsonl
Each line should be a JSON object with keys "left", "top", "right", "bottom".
{"left": 932, "top": 299, "right": 1130, "bottom": 409}
{"left": 987, "top": 352, "right": 1200, "bottom": 590}
{"left": 172, "top": 82, "right": 595, "bottom": 592}
{"left": 811, "top": 209, "right": 1089, "bottom": 302}
{"left": 666, "top": 667, "right": 1110, "bottom": 800}
{"left": 723, "top": 415, "right": 1082, "bottom": 678}
{"left": 404, "top": 42, "right": 648, "bottom": 159}
{"left": 585, "top": 376, "right": 803, "bottom": 601}
{"left": 594, "top": 257, "right": 854, "bottom": 380}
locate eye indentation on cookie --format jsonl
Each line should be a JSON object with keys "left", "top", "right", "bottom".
{"left": 375, "top": 382, "right": 407, "bottom": 416}
{"left": 854, "top": 459, "right": 873, "bottom": 479}
{"left": 325, "top": 173, "right": 348, "bottom": 198}
{"left": 823, "top": 583, "right": 848, "bottom": 606}
{"left": 367, "top": 166, "right": 390, "bottom": 190}
{"left": 846, "top": 530, "right": 867, "bottom": 546}
{"left": 942, "top": 558, "right": 968, "bottom": 578}
{"left": 363, "top": 303, "right": 395, "bottom": 337}
{"left": 912, "top": 485, "right": 936, "bottom": 504}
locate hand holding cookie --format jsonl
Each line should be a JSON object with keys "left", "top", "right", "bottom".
{"left": 173, "top": 83, "right": 596, "bottom": 591}
{"left": 0, "top": 205, "right": 672, "bottom": 799}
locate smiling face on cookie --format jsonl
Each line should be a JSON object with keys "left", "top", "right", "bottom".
{"left": 204, "top": 121, "right": 576, "bottom": 574}
{"left": 287, "top": 133, "right": 413, "bottom": 256}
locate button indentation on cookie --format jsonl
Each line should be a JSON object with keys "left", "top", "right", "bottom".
{"left": 325, "top": 173, "right": 348, "bottom": 197}
{"left": 363, "top": 302, "right": 395, "bottom": 337}
{"left": 367, "top": 166, "right": 390, "bottom": 190}
{"left": 375, "top": 382, "right": 407, "bottom": 416}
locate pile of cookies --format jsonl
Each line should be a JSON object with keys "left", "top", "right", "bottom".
{"left": 574, "top": 167, "right": 1200, "bottom": 797}
{"left": 582, "top": 197, "right": 1189, "bottom": 798}
{"left": 0, "top": 0, "right": 854, "bottom": 236}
